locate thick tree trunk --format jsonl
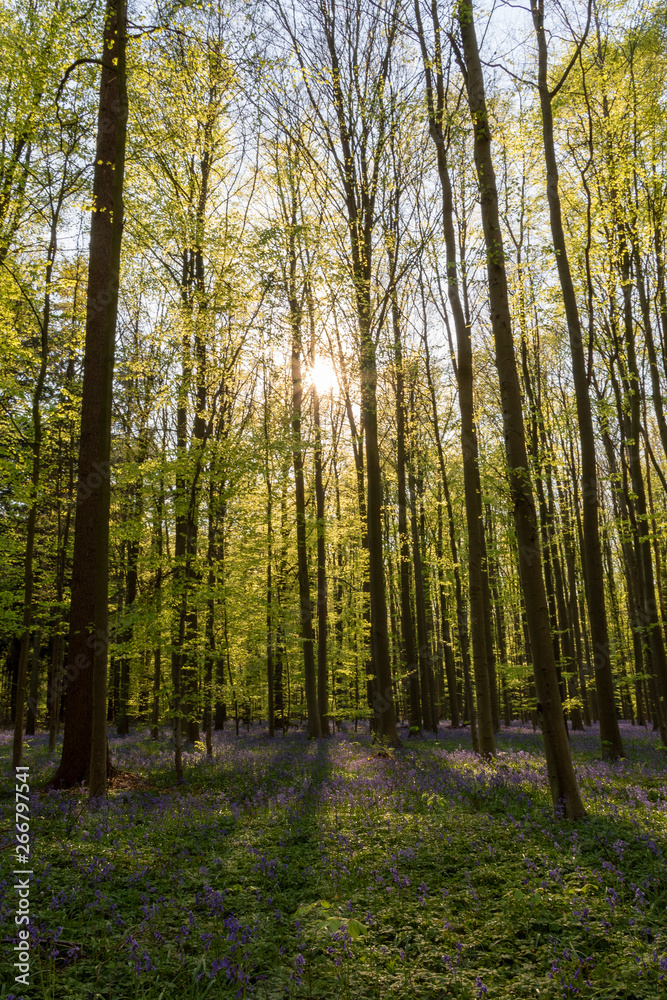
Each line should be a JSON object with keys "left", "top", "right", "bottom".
{"left": 50, "top": 0, "right": 127, "bottom": 792}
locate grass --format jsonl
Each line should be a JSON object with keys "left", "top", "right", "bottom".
{"left": 0, "top": 720, "right": 666, "bottom": 999}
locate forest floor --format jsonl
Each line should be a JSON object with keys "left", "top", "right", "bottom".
{"left": 0, "top": 720, "right": 666, "bottom": 999}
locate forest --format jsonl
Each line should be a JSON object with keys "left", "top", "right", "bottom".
{"left": 0, "top": 0, "right": 667, "bottom": 997}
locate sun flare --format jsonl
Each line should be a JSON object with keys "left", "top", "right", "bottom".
{"left": 310, "top": 356, "right": 338, "bottom": 395}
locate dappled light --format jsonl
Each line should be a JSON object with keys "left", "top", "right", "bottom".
{"left": 2, "top": 0, "right": 667, "bottom": 995}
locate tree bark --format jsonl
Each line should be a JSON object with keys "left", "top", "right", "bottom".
{"left": 416, "top": 0, "right": 494, "bottom": 751}
{"left": 456, "top": 1, "right": 585, "bottom": 817}
{"left": 287, "top": 246, "right": 321, "bottom": 739}
{"left": 392, "top": 282, "right": 421, "bottom": 733}
{"left": 24, "top": 630, "right": 40, "bottom": 737}
{"left": 531, "top": 0, "right": 623, "bottom": 758}
{"left": 50, "top": 0, "right": 127, "bottom": 792}
{"left": 264, "top": 372, "right": 275, "bottom": 738}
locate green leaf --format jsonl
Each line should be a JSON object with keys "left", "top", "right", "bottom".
{"left": 347, "top": 918, "right": 364, "bottom": 940}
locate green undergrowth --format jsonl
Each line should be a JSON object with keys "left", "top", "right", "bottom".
{"left": 0, "top": 722, "right": 666, "bottom": 999}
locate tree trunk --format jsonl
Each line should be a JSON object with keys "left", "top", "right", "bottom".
{"left": 116, "top": 471, "right": 143, "bottom": 736}
{"left": 408, "top": 457, "right": 434, "bottom": 734}
{"left": 264, "top": 371, "right": 275, "bottom": 738}
{"left": 422, "top": 323, "right": 465, "bottom": 733}
{"left": 151, "top": 492, "right": 163, "bottom": 740}
{"left": 313, "top": 384, "right": 329, "bottom": 734}
{"left": 618, "top": 245, "right": 667, "bottom": 742}
{"left": 416, "top": 0, "right": 494, "bottom": 751}
{"left": 532, "top": 0, "right": 623, "bottom": 758}
{"left": 392, "top": 289, "right": 421, "bottom": 733}
{"left": 50, "top": 0, "right": 127, "bottom": 793}
{"left": 288, "top": 256, "right": 321, "bottom": 739}
{"left": 25, "top": 630, "right": 41, "bottom": 736}
{"left": 457, "top": 3, "right": 585, "bottom": 817}
{"left": 13, "top": 163, "right": 66, "bottom": 766}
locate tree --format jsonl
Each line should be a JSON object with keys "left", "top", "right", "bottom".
{"left": 273, "top": 0, "right": 405, "bottom": 742}
{"left": 530, "top": 0, "right": 624, "bottom": 759}
{"left": 454, "top": 0, "right": 585, "bottom": 818}
{"left": 50, "top": 0, "right": 127, "bottom": 794}
{"left": 415, "top": 0, "right": 495, "bottom": 753}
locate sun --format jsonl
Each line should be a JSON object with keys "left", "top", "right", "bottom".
{"left": 310, "top": 356, "right": 338, "bottom": 395}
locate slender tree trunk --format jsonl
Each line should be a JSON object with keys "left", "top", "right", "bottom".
{"left": 116, "top": 467, "right": 143, "bottom": 736}
{"left": 618, "top": 247, "right": 667, "bottom": 742}
{"left": 274, "top": 466, "right": 290, "bottom": 731}
{"left": 408, "top": 456, "right": 434, "bottom": 733}
{"left": 316, "top": 14, "right": 398, "bottom": 743}
{"left": 203, "top": 475, "right": 218, "bottom": 759}
{"left": 49, "top": 634, "right": 64, "bottom": 751}
{"left": 418, "top": 470, "right": 439, "bottom": 730}
{"left": 457, "top": 3, "right": 585, "bottom": 817}
{"left": 151, "top": 492, "right": 163, "bottom": 740}
{"left": 49, "top": 410, "right": 74, "bottom": 751}
{"left": 12, "top": 177, "right": 66, "bottom": 766}
{"left": 25, "top": 630, "right": 41, "bottom": 736}
{"left": 313, "top": 383, "right": 329, "bottom": 734}
{"left": 416, "top": 1, "right": 494, "bottom": 751}
{"left": 487, "top": 514, "right": 511, "bottom": 726}
{"left": 264, "top": 370, "right": 275, "bottom": 738}
{"left": 557, "top": 470, "right": 592, "bottom": 727}
{"left": 331, "top": 423, "right": 346, "bottom": 726}
{"left": 531, "top": 0, "right": 623, "bottom": 758}
{"left": 287, "top": 248, "right": 321, "bottom": 739}
{"left": 480, "top": 530, "right": 500, "bottom": 732}
{"left": 423, "top": 322, "right": 466, "bottom": 733}
{"left": 435, "top": 489, "right": 459, "bottom": 728}
{"left": 359, "top": 301, "right": 397, "bottom": 742}
{"left": 392, "top": 292, "right": 421, "bottom": 733}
